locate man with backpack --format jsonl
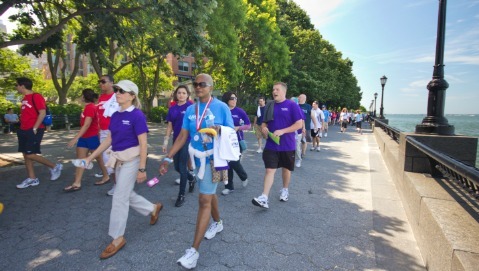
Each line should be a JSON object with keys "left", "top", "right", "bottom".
{"left": 15, "top": 77, "right": 63, "bottom": 189}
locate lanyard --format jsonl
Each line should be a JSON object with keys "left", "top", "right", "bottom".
{"left": 195, "top": 97, "right": 213, "bottom": 131}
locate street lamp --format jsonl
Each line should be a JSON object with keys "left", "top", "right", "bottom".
{"left": 379, "top": 76, "right": 387, "bottom": 119}
{"left": 374, "top": 92, "right": 378, "bottom": 117}
{"left": 415, "top": 0, "right": 454, "bottom": 135}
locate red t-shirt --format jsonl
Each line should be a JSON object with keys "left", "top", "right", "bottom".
{"left": 81, "top": 103, "right": 99, "bottom": 138}
{"left": 97, "top": 92, "right": 114, "bottom": 130}
{"left": 20, "top": 93, "right": 46, "bottom": 130}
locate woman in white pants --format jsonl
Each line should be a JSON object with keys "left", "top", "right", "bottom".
{"left": 83, "top": 80, "right": 163, "bottom": 259}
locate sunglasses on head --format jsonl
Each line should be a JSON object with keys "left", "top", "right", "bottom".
{"left": 98, "top": 80, "right": 108, "bottom": 84}
{"left": 113, "top": 87, "right": 130, "bottom": 94}
{"left": 229, "top": 97, "right": 237, "bottom": 101}
{"left": 193, "top": 82, "right": 211, "bottom": 88}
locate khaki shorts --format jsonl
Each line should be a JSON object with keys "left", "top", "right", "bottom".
{"left": 254, "top": 124, "right": 263, "bottom": 138}
{"left": 322, "top": 122, "right": 329, "bottom": 130}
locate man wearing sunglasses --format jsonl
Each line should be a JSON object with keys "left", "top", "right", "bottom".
{"left": 159, "top": 73, "right": 234, "bottom": 269}
{"left": 97, "top": 75, "right": 120, "bottom": 194}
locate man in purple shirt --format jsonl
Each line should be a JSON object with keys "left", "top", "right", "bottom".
{"left": 252, "top": 82, "right": 303, "bottom": 209}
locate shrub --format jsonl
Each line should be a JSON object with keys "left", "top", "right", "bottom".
{"left": 149, "top": 106, "right": 168, "bottom": 123}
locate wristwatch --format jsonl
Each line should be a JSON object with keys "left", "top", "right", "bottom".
{"left": 138, "top": 168, "right": 146, "bottom": 173}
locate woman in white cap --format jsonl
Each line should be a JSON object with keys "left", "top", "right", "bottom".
{"left": 82, "top": 80, "right": 163, "bottom": 259}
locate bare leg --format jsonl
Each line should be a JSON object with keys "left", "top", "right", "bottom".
{"left": 262, "top": 168, "right": 277, "bottom": 196}
{"left": 282, "top": 168, "right": 291, "bottom": 189}
{"left": 71, "top": 147, "right": 89, "bottom": 187}
{"left": 24, "top": 153, "right": 55, "bottom": 179}
{"left": 192, "top": 194, "right": 215, "bottom": 249}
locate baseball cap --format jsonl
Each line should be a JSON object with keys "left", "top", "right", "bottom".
{"left": 113, "top": 80, "right": 139, "bottom": 95}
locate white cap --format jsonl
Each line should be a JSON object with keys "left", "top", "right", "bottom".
{"left": 114, "top": 80, "right": 138, "bottom": 95}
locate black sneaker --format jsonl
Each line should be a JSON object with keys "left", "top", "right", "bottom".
{"left": 175, "top": 195, "right": 185, "bottom": 207}
{"left": 188, "top": 180, "right": 196, "bottom": 193}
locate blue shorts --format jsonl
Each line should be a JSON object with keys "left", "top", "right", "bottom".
{"left": 77, "top": 135, "right": 101, "bottom": 150}
{"left": 195, "top": 161, "right": 218, "bottom": 195}
{"left": 17, "top": 128, "right": 44, "bottom": 154}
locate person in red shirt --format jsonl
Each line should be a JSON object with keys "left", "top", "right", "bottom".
{"left": 96, "top": 75, "right": 120, "bottom": 195}
{"left": 64, "top": 89, "right": 110, "bottom": 192}
{"left": 15, "top": 77, "right": 63, "bottom": 189}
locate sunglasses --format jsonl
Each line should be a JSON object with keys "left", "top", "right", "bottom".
{"left": 113, "top": 87, "right": 131, "bottom": 94}
{"left": 229, "top": 97, "right": 237, "bottom": 101}
{"left": 98, "top": 80, "right": 109, "bottom": 84}
{"left": 193, "top": 82, "right": 211, "bottom": 88}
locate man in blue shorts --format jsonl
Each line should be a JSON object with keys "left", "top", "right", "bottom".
{"left": 159, "top": 74, "right": 234, "bottom": 269}
{"left": 252, "top": 82, "right": 303, "bottom": 209}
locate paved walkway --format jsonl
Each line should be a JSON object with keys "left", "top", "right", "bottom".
{"left": 0, "top": 123, "right": 425, "bottom": 270}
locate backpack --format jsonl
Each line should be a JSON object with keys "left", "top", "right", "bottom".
{"left": 31, "top": 93, "right": 53, "bottom": 126}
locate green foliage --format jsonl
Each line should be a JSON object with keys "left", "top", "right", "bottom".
{"left": 48, "top": 103, "right": 82, "bottom": 115}
{"left": 0, "top": 97, "right": 20, "bottom": 115}
{"left": 149, "top": 106, "right": 168, "bottom": 123}
{"left": 0, "top": 48, "right": 44, "bottom": 96}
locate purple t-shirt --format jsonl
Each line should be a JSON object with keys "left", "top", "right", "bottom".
{"left": 265, "top": 99, "right": 303, "bottom": 151}
{"left": 166, "top": 101, "right": 192, "bottom": 142}
{"left": 109, "top": 107, "right": 149, "bottom": 152}
{"left": 230, "top": 107, "right": 250, "bottom": 141}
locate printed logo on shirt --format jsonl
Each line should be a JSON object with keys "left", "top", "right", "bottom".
{"left": 21, "top": 100, "right": 33, "bottom": 109}
{"left": 98, "top": 101, "right": 105, "bottom": 110}
{"left": 232, "top": 114, "right": 239, "bottom": 119}
{"left": 187, "top": 114, "right": 197, "bottom": 120}
{"left": 122, "top": 120, "right": 131, "bottom": 125}
{"left": 281, "top": 107, "right": 289, "bottom": 111}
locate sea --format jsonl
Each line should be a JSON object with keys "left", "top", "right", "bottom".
{"left": 384, "top": 114, "right": 479, "bottom": 168}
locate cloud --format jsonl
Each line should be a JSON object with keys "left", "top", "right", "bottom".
{"left": 293, "top": 0, "right": 353, "bottom": 28}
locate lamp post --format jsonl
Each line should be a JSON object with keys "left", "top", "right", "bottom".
{"left": 379, "top": 76, "right": 387, "bottom": 119}
{"left": 370, "top": 99, "right": 374, "bottom": 116}
{"left": 374, "top": 92, "right": 378, "bottom": 117}
{"left": 415, "top": 0, "right": 454, "bottom": 135}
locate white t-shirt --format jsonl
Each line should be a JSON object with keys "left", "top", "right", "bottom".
{"left": 310, "top": 108, "right": 325, "bottom": 129}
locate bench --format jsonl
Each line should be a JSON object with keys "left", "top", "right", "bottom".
{"left": 49, "top": 114, "right": 81, "bottom": 131}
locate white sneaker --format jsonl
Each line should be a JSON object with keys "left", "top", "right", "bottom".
{"left": 280, "top": 188, "right": 289, "bottom": 202}
{"left": 177, "top": 247, "right": 199, "bottom": 269}
{"left": 72, "top": 159, "right": 93, "bottom": 169}
{"left": 256, "top": 148, "right": 263, "bottom": 153}
{"left": 221, "top": 188, "right": 234, "bottom": 195}
{"left": 16, "top": 178, "right": 39, "bottom": 189}
{"left": 324, "top": 133, "right": 328, "bottom": 137}
{"left": 310, "top": 147, "right": 315, "bottom": 151}
{"left": 252, "top": 195, "right": 269, "bottom": 209}
{"left": 50, "top": 163, "right": 63, "bottom": 180}
{"left": 107, "top": 184, "right": 115, "bottom": 196}
{"left": 242, "top": 179, "right": 249, "bottom": 188}
{"left": 319, "top": 132, "right": 323, "bottom": 137}
{"left": 204, "top": 220, "right": 223, "bottom": 239}
{"left": 295, "top": 160, "right": 301, "bottom": 168}
{"left": 175, "top": 178, "right": 180, "bottom": 185}
{"left": 316, "top": 146, "right": 321, "bottom": 152}
{"left": 94, "top": 172, "right": 104, "bottom": 178}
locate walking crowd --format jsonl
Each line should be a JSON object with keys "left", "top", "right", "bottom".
{"left": 7, "top": 74, "right": 366, "bottom": 269}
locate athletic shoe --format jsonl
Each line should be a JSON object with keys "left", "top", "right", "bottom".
{"left": 175, "top": 195, "right": 185, "bottom": 207}
{"left": 295, "top": 160, "right": 301, "bottom": 168}
{"left": 256, "top": 148, "right": 263, "bottom": 153}
{"left": 252, "top": 195, "right": 269, "bottom": 209}
{"left": 310, "top": 147, "right": 315, "bottom": 151}
{"left": 177, "top": 248, "right": 199, "bottom": 269}
{"left": 50, "top": 163, "right": 63, "bottom": 181}
{"left": 242, "top": 179, "right": 249, "bottom": 188}
{"left": 72, "top": 159, "right": 93, "bottom": 169}
{"left": 316, "top": 146, "right": 321, "bottom": 152}
{"left": 280, "top": 188, "right": 289, "bottom": 202}
{"left": 319, "top": 132, "right": 323, "bottom": 137}
{"left": 94, "top": 172, "right": 104, "bottom": 178}
{"left": 107, "top": 184, "right": 115, "bottom": 196}
{"left": 16, "top": 178, "right": 39, "bottom": 189}
{"left": 324, "top": 133, "right": 328, "bottom": 137}
{"left": 204, "top": 220, "right": 223, "bottom": 239}
{"left": 221, "top": 189, "right": 234, "bottom": 195}
{"left": 175, "top": 178, "right": 180, "bottom": 185}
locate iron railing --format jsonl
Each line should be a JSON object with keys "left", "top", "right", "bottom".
{"left": 373, "top": 118, "right": 402, "bottom": 143}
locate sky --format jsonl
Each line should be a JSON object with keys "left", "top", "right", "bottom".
{"left": 2, "top": 1, "right": 479, "bottom": 114}
{"left": 293, "top": 0, "right": 479, "bottom": 114}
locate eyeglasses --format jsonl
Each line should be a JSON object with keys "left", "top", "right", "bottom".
{"left": 113, "top": 87, "right": 131, "bottom": 95}
{"left": 193, "top": 82, "right": 211, "bottom": 88}
{"left": 229, "top": 97, "right": 237, "bottom": 101}
{"left": 98, "top": 80, "right": 109, "bottom": 84}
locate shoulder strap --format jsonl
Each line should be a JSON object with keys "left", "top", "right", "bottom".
{"left": 31, "top": 93, "right": 39, "bottom": 113}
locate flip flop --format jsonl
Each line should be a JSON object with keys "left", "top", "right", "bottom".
{"left": 64, "top": 185, "right": 81, "bottom": 192}
{"left": 94, "top": 179, "right": 110, "bottom": 186}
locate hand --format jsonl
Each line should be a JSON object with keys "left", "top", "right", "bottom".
{"left": 67, "top": 138, "right": 77, "bottom": 148}
{"left": 159, "top": 161, "right": 169, "bottom": 175}
{"left": 136, "top": 172, "right": 147, "bottom": 183}
{"left": 162, "top": 145, "right": 167, "bottom": 153}
{"left": 261, "top": 126, "right": 269, "bottom": 138}
{"left": 273, "top": 129, "right": 284, "bottom": 137}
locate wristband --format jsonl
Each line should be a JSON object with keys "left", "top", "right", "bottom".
{"left": 162, "top": 157, "right": 173, "bottom": 164}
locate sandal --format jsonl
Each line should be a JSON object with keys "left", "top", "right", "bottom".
{"left": 94, "top": 178, "right": 110, "bottom": 186}
{"left": 64, "top": 185, "right": 81, "bottom": 192}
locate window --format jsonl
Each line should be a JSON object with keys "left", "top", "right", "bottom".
{"left": 178, "top": 61, "right": 189, "bottom": 72}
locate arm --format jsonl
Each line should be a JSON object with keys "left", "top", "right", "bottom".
{"left": 273, "top": 119, "right": 303, "bottom": 137}
{"left": 311, "top": 111, "right": 318, "bottom": 131}
{"left": 136, "top": 133, "right": 148, "bottom": 183}
{"left": 33, "top": 109, "right": 46, "bottom": 133}
{"left": 67, "top": 117, "right": 92, "bottom": 147}
{"left": 162, "top": 121, "right": 173, "bottom": 153}
{"left": 84, "top": 133, "right": 112, "bottom": 164}
{"left": 159, "top": 128, "right": 189, "bottom": 175}
{"left": 261, "top": 122, "right": 269, "bottom": 138}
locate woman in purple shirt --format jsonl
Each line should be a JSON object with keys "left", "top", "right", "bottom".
{"left": 83, "top": 80, "right": 163, "bottom": 259}
{"left": 220, "top": 91, "right": 250, "bottom": 195}
{"left": 163, "top": 85, "right": 195, "bottom": 207}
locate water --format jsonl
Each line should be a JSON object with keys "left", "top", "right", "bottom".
{"left": 385, "top": 114, "right": 479, "bottom": 168}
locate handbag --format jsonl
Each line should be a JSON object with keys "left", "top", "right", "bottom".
{"left": 239, "top": 140, "right": 247, "bottom": 152}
